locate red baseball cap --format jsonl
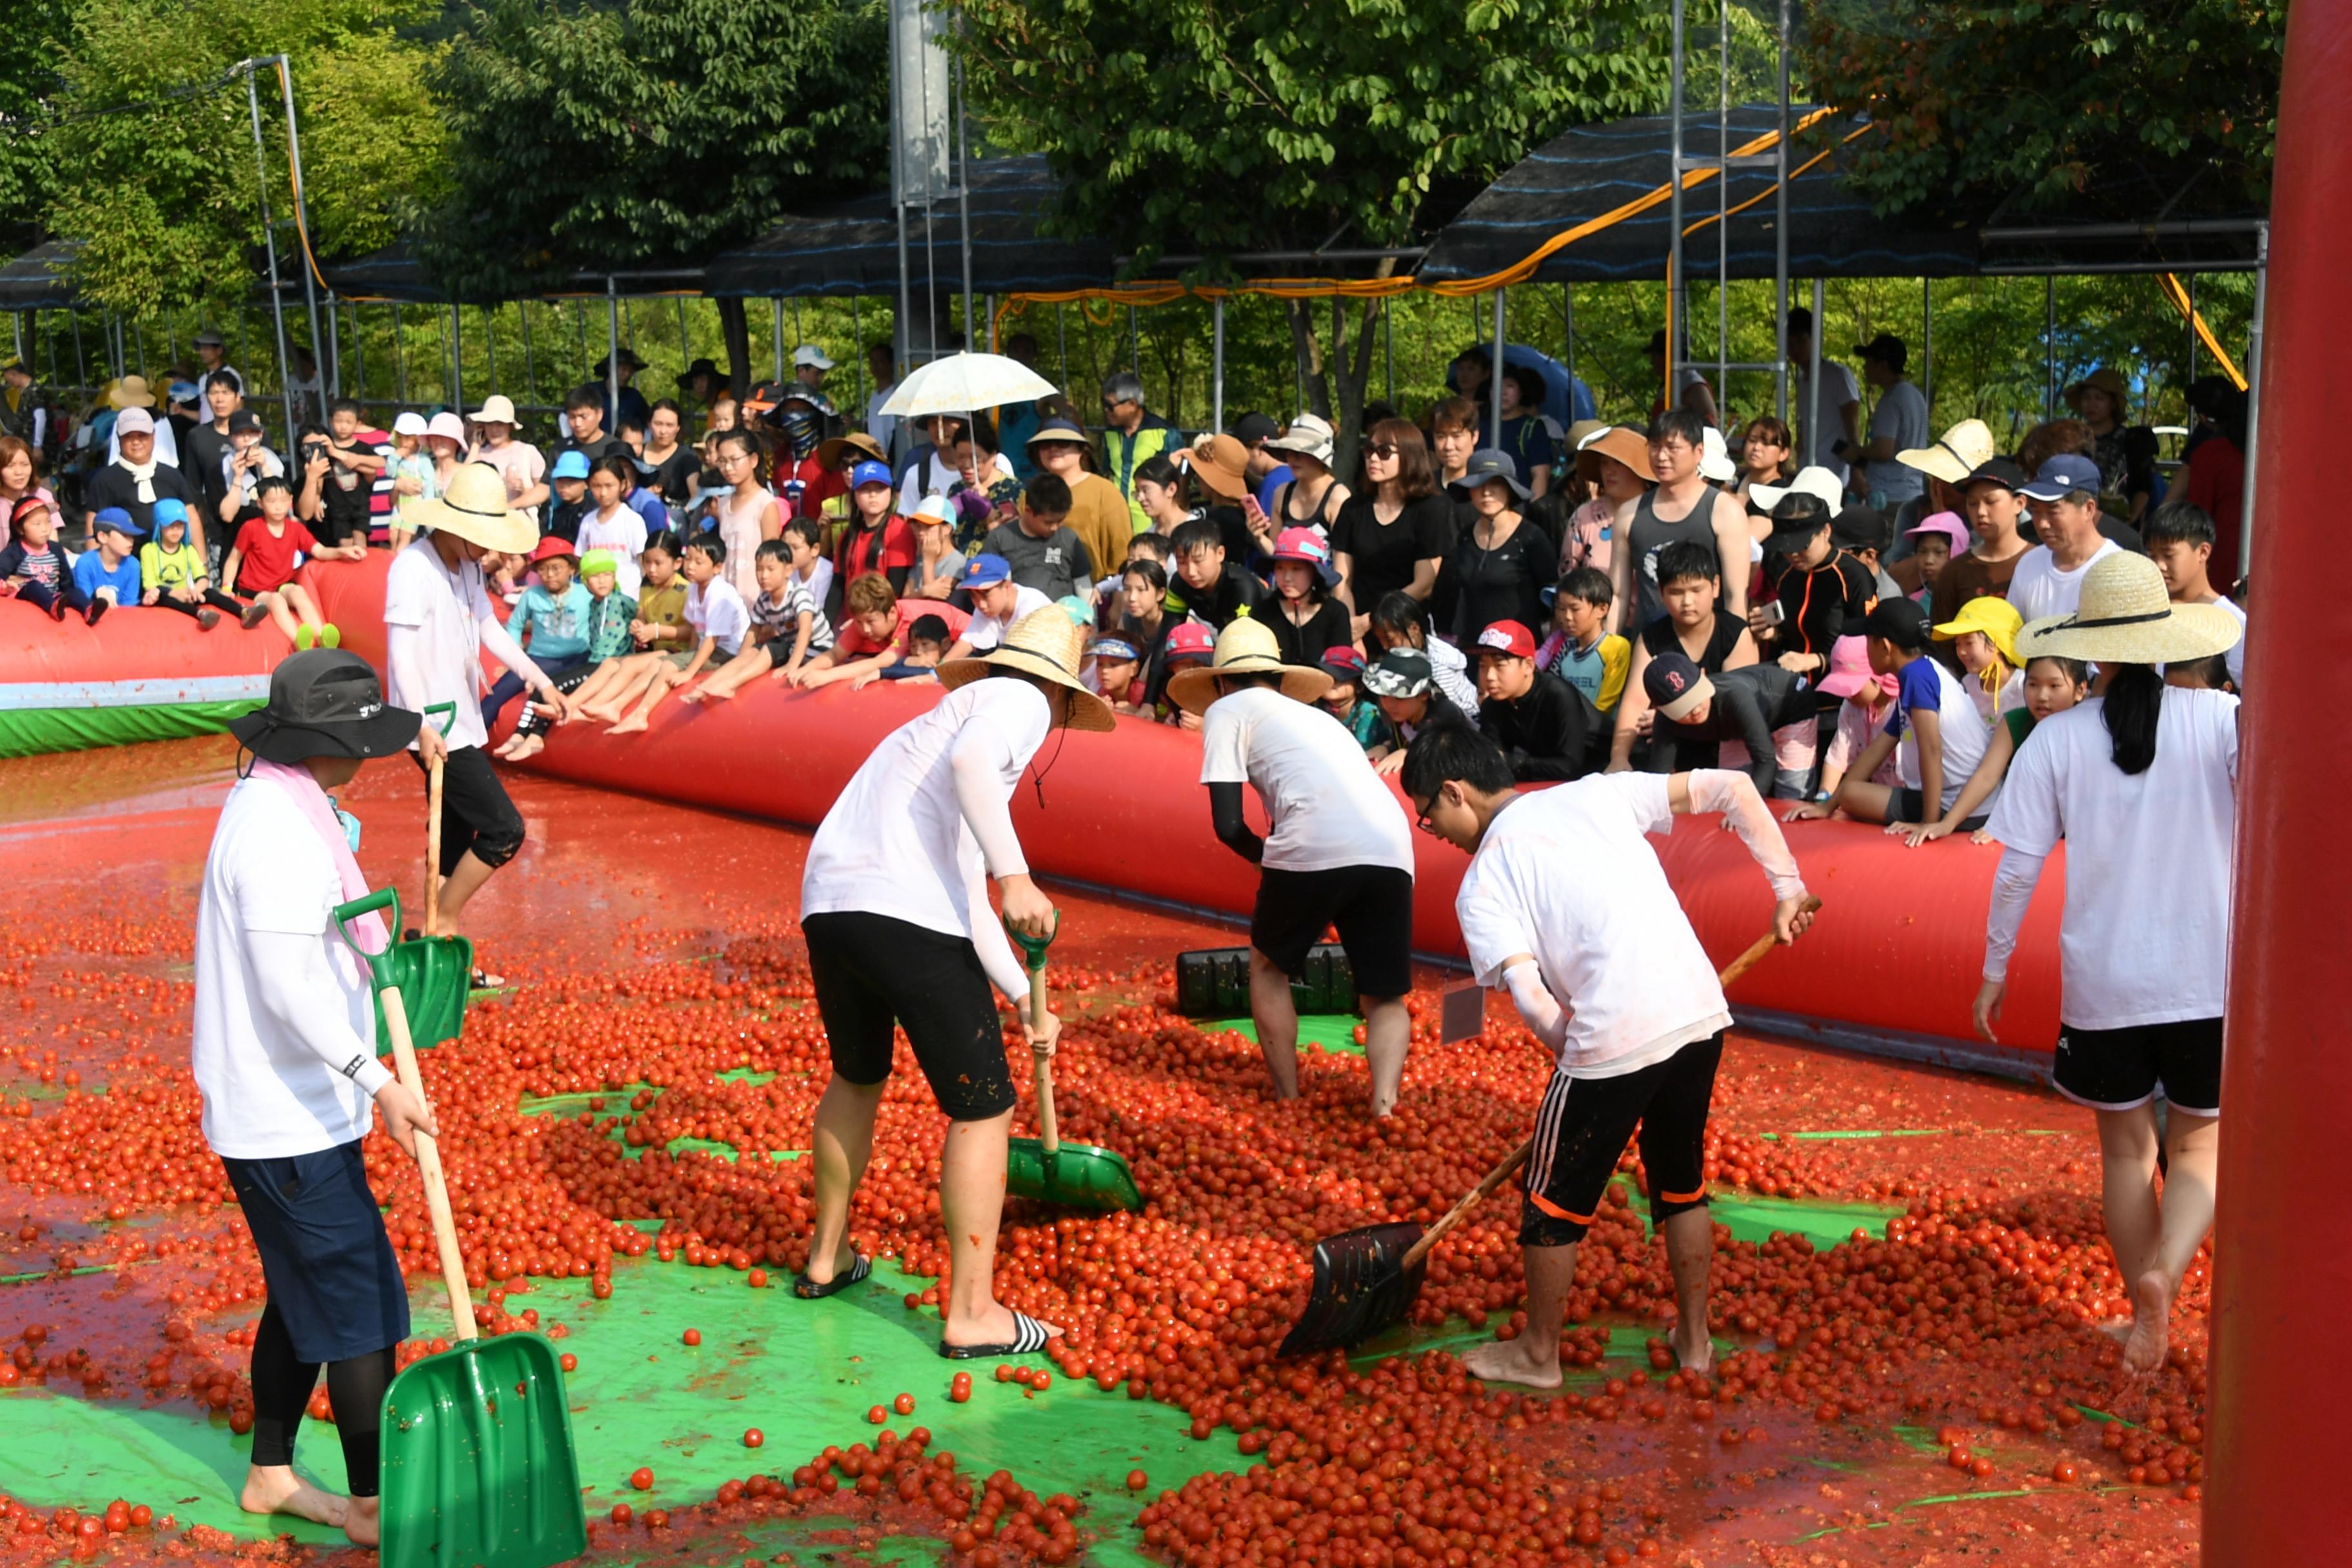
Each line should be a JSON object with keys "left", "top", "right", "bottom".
{"left": 1164, "top": 620, "right": 1215, "bottom": 661}
{"left": 1475, "top": 620, "right": 1537, "bottom": 660}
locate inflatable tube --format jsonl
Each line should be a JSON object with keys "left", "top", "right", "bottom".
{"left": 0, "top": 599, "right": 295, "bottom": 757}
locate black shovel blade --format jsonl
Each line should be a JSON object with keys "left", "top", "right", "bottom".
{"left": 1277, "top": 1221, "right": 1428, "bottom": 1358}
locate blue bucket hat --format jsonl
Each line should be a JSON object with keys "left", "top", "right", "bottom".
{"left": 551, "top": 450, "right": 592, "bottom": 480}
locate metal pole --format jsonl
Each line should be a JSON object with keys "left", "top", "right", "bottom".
{"left": 2044, "top": 275, "right": 2057, "bottom": 420}
{"left": 2237, "top": 221, "right": 2268, "bottom": 585}
{"left": 449, "top": 303, "right": 464, "bottom": 411}
{"left": 2187, "top": 273, "right": 2200, "bottom": 389}
{"left": 324, "top": 291, "right": 340, "bottom": 397}
{"left": 606, "top": 277, "right": 621, "bottom": 425}
{"left": 956, "top": 57, "right": 974, "bottom": 355}
{"left": 480, "top": 304, "right": 497, "bottom": 394}
{"left": 852, "top": 296, "right": 865, "bottom": 410}
{"left": 1127, "top": 306, "right": 1139, "bottom": 373}
{"left": 1774, "top": 0, "right": 1791, "bottom": 423}
{"left": 1385, "top": 297, "right": 1395, "bottom": 406}
{"left": 71, "top": 311, "right": 86, "bottom": 397}
{"left": 676, "top": 294, "right": 690, "bottom": 372}
{"left": 275, "top": 57, "right": 327, "bottom": 419}
{"left": 1211, "top": 297, "right": 1226, "bottom": 433}
{"left": 133, "top": 320, "right": 148, "bottom": 380}
{"left": 393, "top": 302, "right": 407, "bottom": 405}
{"left": 1667, "top": 0, "right": 1685, "bottom": 412}
{"left": 1056, "top": 303, "right": 1068, "bottom": 389}
{"left": 1716, "top": 0, "right": 1729, "bottom": 398}
{"left": 1489, "top": 287, "right": 1506, "bottom": 444}
{"left": 519, "top": 300, "right": 536, "bottom": 405}
{"left": 1921, "top": 277, "right": 1932, "bottom": 418}
{"left": 1806, "top": 278, "right": 1823, "bottom": 466}
{"left": 245, "top": 68, "right": 297, "bottom": 449}
{"left": 985, "top": 293, "right": 996, "bottom": 353}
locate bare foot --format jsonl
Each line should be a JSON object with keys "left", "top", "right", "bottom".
{"left": 675, "top": 685, "right": 708, "bottom": 705}
{"left": 2120, "top": 1269, "right": 2171, "bottom": 1378}
{"left": 706, "top": 682, "right": 739, "bottom": 702}
{"left": 504, "top": 734, "right": 544, "bottom": 761}
{"left": 605, "top": 712, "right": 650, "bottom": 736}
{"left": 578, "top": 703, "right": 622, "bottom": 723}
{"left": 1458, "top": 1335, "right": 1563, "bottom": 1390}
{"left": 240, "top": 1465, "right": 349, "bottom": 1528}
{"left": 939, "top": 1300, "right": 1064, "bottom": 1353}
{"left": 343, "top": 1494, "right": 380, "bottom": 1547}
{"left": 2095, "top": 1317, "right": 2134, "bottom": 1346}
{"left": 1670, "top": 1318, "right": 1716, "bottom": 1378}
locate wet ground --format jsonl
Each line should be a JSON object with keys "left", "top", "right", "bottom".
{"left": 0, "top": 738, "right": 2203, "bottom": 1567}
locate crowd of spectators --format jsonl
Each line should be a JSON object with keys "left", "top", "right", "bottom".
{"left": 1, "top": 317, "right": 2249, "bottom": 848}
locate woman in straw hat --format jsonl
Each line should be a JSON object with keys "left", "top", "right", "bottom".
{"left": 795, "top": 607, "right": 1112, "bottom": 1357}
{"left": 1972, "top": 551, "right": 2243, "bottom": 1378}
{"left": 384, "top": 463, "right": 571, "bottom": 978}
{"left": 1171, "top": 616, "right": 1418, "bottom": 1117}
{"left": 201, "top": 651, "right": 434, "bottom": 1546}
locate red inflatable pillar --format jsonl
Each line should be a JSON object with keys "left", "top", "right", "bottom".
{"left": 2205, "top": 4, "right": 2352, "bottom": 1560}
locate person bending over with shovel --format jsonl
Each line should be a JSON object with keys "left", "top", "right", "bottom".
{"left": 1170, "top": 615, "right": 1418, "bottom": 1117}
{"left": 796, "top": 607, "right": 1115, "bottom": 1357}
{"left": 197, "top": 651, "right": 438, "bottom": 1545}
{"left": 1403, "top": 722, "right": 1813, "bottom": 1387}
{"left": 385, "top": 462, "right": 570, "bottom": 982}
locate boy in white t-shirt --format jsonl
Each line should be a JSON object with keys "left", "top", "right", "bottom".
{"left": 608, "top": 533, "right": 747, "bottom": 734}
{"left": 2141, "top": 501, "right": 2246, "bottom": 689}
{"left": 1171, "top": 617, "right": 1418, "bottom": 1117}
{"left": 796, "top": 608, "right": 1115, "bottom": 1358}
{"left": 1404, "top": 724, "right": 1812, "bottom": 1389}
{"left": 1790, "top": 598, "right": 1993, "bottom": 831}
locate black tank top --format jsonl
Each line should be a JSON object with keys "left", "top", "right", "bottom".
{"left": 1626, "top": 485, "right": 1723, "bottom": 629}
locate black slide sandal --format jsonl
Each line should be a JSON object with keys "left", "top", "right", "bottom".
{"left": 939, "top": 1309, "right": 1054, "bottom": 1360}
{"left": 792, "top": 1250, "right": 871, "bottom": 1300}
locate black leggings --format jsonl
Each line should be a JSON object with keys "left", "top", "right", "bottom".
{"left": 511, "top": 660, "right": 602, "bottom": 738}
{"left": 152, "top": 587, "right": 247, "bottom": 619}
{"left": 248, "top": 1300, "right": 398, "bottom": 1497}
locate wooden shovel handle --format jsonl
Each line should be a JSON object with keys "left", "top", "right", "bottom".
{"left": 1028, "top": 963, "right": 1058, "bottom": 1159}
{"left": 424, "top": 752, "right": 444, "bottom": 939}
{"left": 1397, "top": 903, "right": 1822, "bottom": 1274}
{"left": 383, "top": 985, "right": 477, "bottom": 1342}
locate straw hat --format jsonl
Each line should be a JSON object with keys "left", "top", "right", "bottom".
{"left": 109, "top": 375, "right": 157, "bottom": 410}
{"left": 2063, "top": 368, "right": 2130, "bottom": 415}
{"left": 1573, "top": 426, "right": 1652, "bottom": 489}
{"left": 1165, "top": 614, "right": 1334, "bottom": 716}
{"left": 1181, "top": 433, "right": 1251, "bottom": 501}
{"left": 937, "top": 607, "right": 1117, "bottom": 732}
{"left": 816, "top": 431, "right": 887, "bottom": 469}
{"left": 2015, "top": 552, "right": 2242, "bottom": 665}
{"left": 1749, "top": 465, "right": 1846, "bottom": 519}
{"left": 419, "top": 462, "right": 542, "bottom": 554}
{"left": 1932, "top": 595, "right": 2023, "bottom": 668}
{"left": 1896, "top": 418, "right": 1996, "bottom": 486}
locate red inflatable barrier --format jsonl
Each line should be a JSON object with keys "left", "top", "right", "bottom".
{"left": 0, "top": 598, "right": 296, "bottom": 756}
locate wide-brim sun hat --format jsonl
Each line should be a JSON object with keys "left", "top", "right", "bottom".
{"left": 1698, "top": 426, "right": 1737, "bottom": 485}
{"left": 471, "top": 395, "right": 520, "bottom": 426}
{"left": 1181, "top": 434, "right": 1250, "bottom": 501}
{"left": 2015, "top": 551, "right": 2243, "bottom": 665}
{"left": 426, "top": 411, "right": 467, "bottom": 444}
{"left": 1449, "top": 449, "right": 1531, "bottom": 502}
{"left": 228, "top": 649, "right": 421, "bottom": 764}
{"left": 818, "top": 431, "right": 887, "bottom": 469}
{"left": 1897, "top": 418, "right": 1997, "bottom": 486}
{"left": 1749, "top": 465, "right": 1846, "bottom": 519}
{"left": 1165, "top": 614, "right": 1334, "bottom": 716}
{"left": 1932, "top": 594, "right": 2024, "bottom": 667}
{"left": 2064, "top": 367, "right": 2130, "bottom": 414}
{"left": 1573, "top": 426, "right": 1653, "bottom": 489}
{"left": 937, "top": 606, "right": 1117, "bottom": 732}
{"left": 419, "top": 462, "right": 542, "bottom": 554}
{"left": 1264, "top": 413, "right": 1335, "bottom": 467}
{"left": 110, "top": 375, "right": 157, "bottom": 409}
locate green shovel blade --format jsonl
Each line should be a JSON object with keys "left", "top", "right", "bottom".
{"left": 378, "top": 1331, "right": 586, "bottom": 1568}
{"left": 1004, "top": 1137, "right": 1144, "bottom": 1211}
{"left": 331, "top": 888, "right": 475, "bottom": 1052}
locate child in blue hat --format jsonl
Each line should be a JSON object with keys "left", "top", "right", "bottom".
{"left": 140, "top": 498, "right": 244, "bottom": 629}
{"left": 72, "top": 507, "right": 148, "bottom": 623}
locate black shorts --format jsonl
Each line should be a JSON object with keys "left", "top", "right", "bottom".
{"left": 2052, "top": 1017, "right": 2222, "bottom": 1115}
{"left": 1892, "top": 786, "right": 1988, "bottom": 834}
{"left": 801, "top": 911, "right": 1018, "bottom": 1121}
{"left": 1522, "top": 1032, "right": 1725, "bottom": 1247}
{"left": 220, "top": 1141, "right": 409, "bottom": 1363}
{"left": 1251, "top": 865, "right": 1413, "bottom": 1000}
{"left": 411, "top": 745, "right": 526, "bottom": 873}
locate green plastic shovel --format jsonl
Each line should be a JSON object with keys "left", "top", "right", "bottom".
{"left": 373, "top": 970, "right": 586, "bottom": 1568}
{"left": 333, "top": 888, "right": 473, "bottom": 1053}
{"left": 1002, "top": 916, "right": 1144, "bottom": 1211}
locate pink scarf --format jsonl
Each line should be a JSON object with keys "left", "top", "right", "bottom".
{"left": 250, "top": 760, "right": 388, "bottom": 956}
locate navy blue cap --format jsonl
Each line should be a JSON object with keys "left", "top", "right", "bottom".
{"left": 2017, "top": 453, "right": 2102, "bottom": 502}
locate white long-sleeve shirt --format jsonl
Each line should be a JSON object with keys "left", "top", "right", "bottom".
{"left": 383, "top": 536, "right": 546, "bottom": 751}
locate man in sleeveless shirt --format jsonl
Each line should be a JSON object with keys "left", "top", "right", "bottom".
{"left": 1612, "top": 408, "right": 1751, "bottom": 636}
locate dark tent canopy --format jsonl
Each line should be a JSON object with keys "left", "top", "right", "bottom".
{"left": 703, "top": 155, "right": 1115, "bottom": 299}
{"left": 0, "top": 241, "right": 84, "bottom": 310}
{"left": 320, "top": 245, "right": 450, "bottom": 304}
{"left": 1420, "top": 107, "right": 1981, "bottom": 285}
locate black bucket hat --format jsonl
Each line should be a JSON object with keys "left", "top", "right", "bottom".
{"left": 1448, "top": 449, "right": 1531, "bottom": 503}
{"left": 229, "top": 651, "right": 421, "bottom": 764}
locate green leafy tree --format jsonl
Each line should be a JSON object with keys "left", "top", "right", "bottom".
{"left": 1799, "top": 0, "right": 2284, "bottom": 215}
{"left": 421, "top": 0, "right": 888, "bottom": 391}
{"left": 943, "top": 0, "right": 1671, "bottom": 464}
{"left": 41, "top": 0, "right": 450, "bottom": 316}
{"left": 0, "top": 0, "right": 74, "bottom": 241}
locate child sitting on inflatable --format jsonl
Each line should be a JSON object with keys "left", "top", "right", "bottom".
{"left": 141, "top": 499, "right": 244, "bottom": 629}
{"left": 224, "top": 476, "right": 367, "bottom": 640}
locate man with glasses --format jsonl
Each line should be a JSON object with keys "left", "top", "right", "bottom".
{"left": 1099, "top": 371, "right": 1179, "bottom": 536}
{"left": 1401, "top": 723, "right": 1812, "bottom": 1388}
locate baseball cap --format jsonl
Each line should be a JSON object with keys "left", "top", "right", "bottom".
{"left": 1090, "top": 636, "right": 1140, "bottom": 663}
{"left": 1961, "top": 457, "right": 2028, "bottom": 494}
{"left": 1475, "top": 620, "right": 1537, "bottom": 661}
{"left": 1163, "top": 620, "right": 1215, "bottom": 662}
{"left": 113, "top": 407, "right": 155, "bottom": 436}
{"left": 1830, "top": 505, "right": 1886, "bottom": 554}
{"left": 1318, "top": 645, "right": 1367, "bottom": 683}
{"left": 1227, "top": 412, "right": 1280, "bottom": 446}
{"left": 226, "top": 409, "right": 263, "bottom": 436}
{"left": 1815, "top": 635, "right": 1893, "bottom": 701}
{"left": 911, "top": 493, "right": 952, "bottom": 525}
{"left": 551, "top": 450, "right": 592, "bottom": 480}
{"left": 791, "top": 344, "right": 836, "bottom": 371}
{"left": 2016, "top": 453, "right": 2102, "bottom": 502}
{"left": 1861, "top": 597, "right": 1933, "bottom": 647}
{"left": 849, "top": 459, "right": 893, "bottom": 489}
{"left": 1362, "top": 647, "right": 1434, "bottom": 700}
{"left": 963, "top": 553, "right": 1013, "bottom": 590}
{"left": 1269, "top": 527, "right": 1331, "bottom": 567}
{"left": 92, "top": 506, "right": 144, "bottom": 539}
{"left": 1642, "top": 649, "right": 1713, "bottom": 723}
